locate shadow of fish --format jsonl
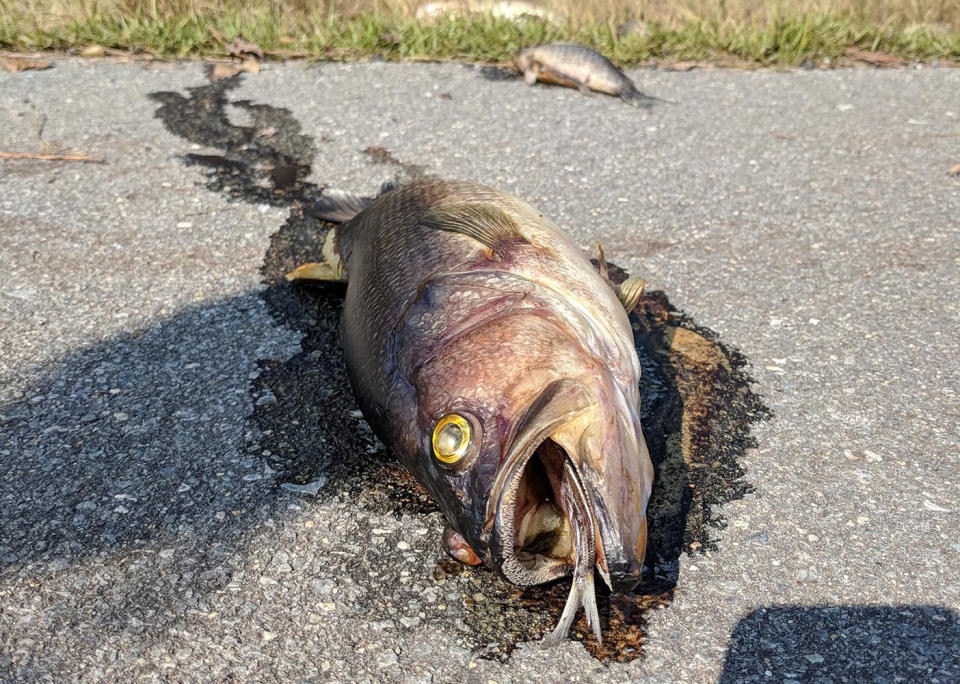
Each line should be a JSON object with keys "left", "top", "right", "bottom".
{"left": 515, "top": 42, "right": 666, "bottom": 108}
{"left": 290, "top": 181, "right": 653, "bottom": 644}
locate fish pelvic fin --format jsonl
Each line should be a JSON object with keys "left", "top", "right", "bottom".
{"left": 421, "top": 203, "right": 528, "bottom": 257}
{"left": 285, "top": 228, "right": 347, "bottom": 282}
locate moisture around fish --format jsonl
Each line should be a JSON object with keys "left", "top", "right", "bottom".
{"left": 290, "top": 181, "right": 654, "bottom": 643}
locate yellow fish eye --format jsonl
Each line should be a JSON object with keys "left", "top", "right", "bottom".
{"left": 432, "top": 414, "right": 472, "bottom": 465}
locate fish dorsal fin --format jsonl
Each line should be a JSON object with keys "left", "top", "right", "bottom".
{"left": 615, "top": 276, "right": 646, "bottom": 312}
{"left": 595, "top": 242, "right": 610, "bottom": 281}
{"left": 421, "top": 203, "right": 528, "bottom": 256}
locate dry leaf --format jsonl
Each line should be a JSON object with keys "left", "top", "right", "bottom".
{"left": 80, "top": 45, "right": 105, "bottom": 57}
{"left": 843, "top": 47, "right": 905, "bottom": 66}
{"left": 949, "top": 164, "right": 960, "bottom": 177}
{"left": 227, "top": 38, "right": 264, "bottom": 60}
{"left": 211, "top": 63, "right": 242, "bottom": 80}
{"left": 1, "top": 56, "right": 52, "bottom": 73}
{"left": 210, "top": 58, "right": 259, "bottom": 80}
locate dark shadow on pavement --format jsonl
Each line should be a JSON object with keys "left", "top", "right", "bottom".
{"left": 0, "top": 295, "right": 295, "bottom": 574}
{"left": 720, "top": 604, "right": 960, "bottom": 683}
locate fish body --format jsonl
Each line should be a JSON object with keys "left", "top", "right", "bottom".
{"left": 515, "top": 42, "right": 662, "bottom": 107}
{"left": 295, "top": 181, "right": 654, "bottom": 642}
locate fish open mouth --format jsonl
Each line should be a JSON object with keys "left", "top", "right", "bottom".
{"left": 496, "top": 435, "right": 604, "bottom": 644}
{"left": 502, "top": 438, "right": 575, "bottom": 582}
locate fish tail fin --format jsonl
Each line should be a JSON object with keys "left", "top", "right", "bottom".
{"left": 305, "top": 188, "right": 374, "bottom": 223}
{"left": 306, "top": 180, "right": 396, "bottom": 223}
{"left": 620, "top": 86, "right": 673, "bottom": 108}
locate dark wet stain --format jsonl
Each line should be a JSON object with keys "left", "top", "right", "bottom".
{"left": 149, "top": 71, "right": 769, "bottom": 663}
{"left": 362, "top": 145, "right": 428, "bottom": 181}
{"left": 473, "top": 65, "right": 521, "bottom": 81}
{"left": 149, "top": 66, "right": 317, "bottom": 207}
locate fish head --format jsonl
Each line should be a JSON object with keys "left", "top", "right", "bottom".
{"left": 406, "top": 308, "right": 653, "bottom": 593}
{"left": 514, "top": 48, "right": 535, "bottom": 75}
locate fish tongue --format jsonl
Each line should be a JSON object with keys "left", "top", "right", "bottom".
{"left": 541, "top": 461, "right": 602, "bottom": 646}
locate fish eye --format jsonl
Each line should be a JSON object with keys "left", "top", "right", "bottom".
{"left": 432, "top": 414, "right": 475, "bottom": 467}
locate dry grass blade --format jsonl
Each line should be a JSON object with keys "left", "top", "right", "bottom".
{"left": 0, "top": 151, "right": 104, "bottom": 162}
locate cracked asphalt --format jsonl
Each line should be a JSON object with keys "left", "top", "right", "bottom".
{"left": 1, "top": 59, "right": 958, "bottom": 682}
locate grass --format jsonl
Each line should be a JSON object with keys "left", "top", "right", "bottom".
{"left": 0, "top": 0, "right": 958, "bottom": 66}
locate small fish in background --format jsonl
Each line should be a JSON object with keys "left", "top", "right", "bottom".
{"left": 291, "top": 180, "right": 653, "bottom": 644}
{"left": 515, "top": 42, "right": 666, "bottom": 108}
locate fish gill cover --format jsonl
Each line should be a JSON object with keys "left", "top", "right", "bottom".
{"left": 149, "top": 69, "right": 769, "bottom": 662}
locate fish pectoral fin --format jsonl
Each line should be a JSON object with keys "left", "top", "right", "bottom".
{"left": 421, "top": 203, "right": 528, "bottom": 257}
{"left": 540, "top": 66, "right": 589, "bottom": 93}
{"left": 614, "top": 276, "right": 646, "bottom": 312}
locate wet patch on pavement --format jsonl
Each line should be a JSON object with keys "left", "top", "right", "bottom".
{"left": 149, "top": 70, "right": 769, "bottom": 662}
{"left": 361, "top": 145, "right": 429, "bottom": 181}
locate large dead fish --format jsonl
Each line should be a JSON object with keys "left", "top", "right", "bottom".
{"left": 515, "top": 42, "right": 664, "bottom": 108}
{"left": 289, "top": 181, "right": 654, "bottom": 643}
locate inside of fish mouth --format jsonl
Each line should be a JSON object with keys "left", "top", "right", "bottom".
{"left": 509, "top": 438, "right": 577, "bottom": 577}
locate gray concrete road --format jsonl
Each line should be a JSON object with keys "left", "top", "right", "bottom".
{"left": 1, "top": 59, "right": 958, "bottom": 682}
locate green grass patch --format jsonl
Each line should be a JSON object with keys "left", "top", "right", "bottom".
{"left": 0, "top": 2, "right": 957, "bottom": 65}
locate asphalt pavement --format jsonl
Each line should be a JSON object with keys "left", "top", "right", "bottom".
{"left": 1, "top": 58, "right": 958, "bottom": 682}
